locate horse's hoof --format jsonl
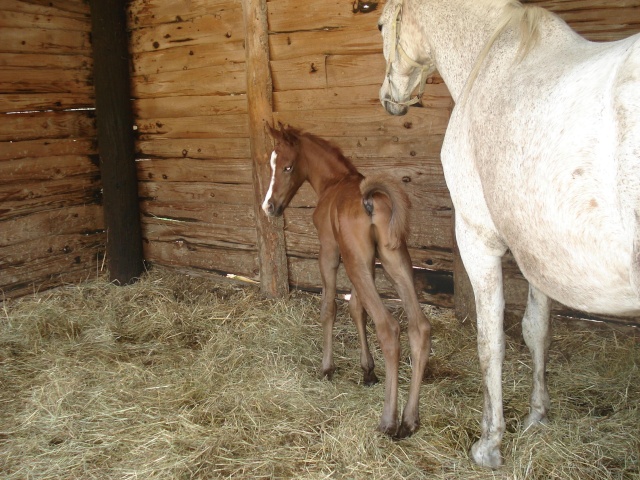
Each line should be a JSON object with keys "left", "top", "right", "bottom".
{"left": 523, "top": 411, "right": 548, "bottom": 431}
{"left": 363, "top": 371, "right": 379, "bottom": 386}
{"left": 321, "top": 367, "right": 336, "bottom": 381}
{"left": 377, "top": 421, "right": 398, "bottom": 437}
{"left": 470, "top": 439, "right": 503, "bottom": 469}
{"left": 393, "top": 420, "right": 419, "bottom": 439}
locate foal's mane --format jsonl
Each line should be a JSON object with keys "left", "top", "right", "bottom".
{"left": 280, "top": 126, "right": 359, "bottom": 174}
{"left": 460, "top": 0, "right": 549, "bottom": 104}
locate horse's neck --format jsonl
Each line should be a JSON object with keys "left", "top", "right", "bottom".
{"left": 301, "top": 138, "right": 355, "bottom": 196}
{"left": 414, "top": 0, "right": 514, "bottom": 102}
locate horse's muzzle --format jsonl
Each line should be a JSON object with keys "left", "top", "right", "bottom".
{"left": 382, "top": 97, "right": 409, "bottom": 116}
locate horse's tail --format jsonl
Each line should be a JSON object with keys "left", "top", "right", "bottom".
{"left": 360, "top": 174, "right": 411, "bottom": 250}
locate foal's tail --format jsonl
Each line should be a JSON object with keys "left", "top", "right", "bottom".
{"left": 360, "top": 174, "right": 411, "bottom": 250}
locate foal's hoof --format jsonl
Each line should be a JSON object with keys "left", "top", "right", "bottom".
{"left": 363, "top": 370, "right": 379, "bottom": 386}
{"left": 394, "top": 420, "right": 419, "bottom": 439}
{"left": 377, "top": 421, "right": 398, "bottom": 437}
{"left": 321, "top": 367, "right": 336, "bottom": 381}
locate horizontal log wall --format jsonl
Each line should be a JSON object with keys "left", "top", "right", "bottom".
{"left": 0, "top": 0, "right": 104, "bottom": 298}
{"left": 129, "top": 0, "right": 260, "bottom": 280}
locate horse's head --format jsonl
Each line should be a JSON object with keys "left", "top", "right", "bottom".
{"left": 378, "top": 0, "right": 435, "bottom": 116}
{"left": 262, "top": 123, "right": 307, "bottom": 217}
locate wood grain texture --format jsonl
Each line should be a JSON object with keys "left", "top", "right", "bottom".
{"left": 0, "top": 110, "right": 96, "bottom": 142}
{"left": 242, "top": 0, "right": 289, "bottom": 296}
{"left": 132, "top": 41, "right": 245, "bottom": 77}
{"left": 136, "top": 157, "right": 253, "bottom": 183}
{"left": 0, "top": 234, "right": 105, "bottom": 298}
{"left": 128, "top": 0, "right": 237, "bottom": 29}
{"left": 0, "top": 138, "right": 96, "bottom": 161}
{"left": 136, "top": 137, "right": 250, "bottom": 159}
{"left": 144, "top": 240, "right": 259, "bottom": 279}
{"left": 0, "top": 155, "right": 98, "bottom": 184}
{"left": 135, "top": 113, "right": 249, "bottom": 139}
{"left": 0, "top": 204, "right": 104, "bottom": 247}
{"left": 131, "top": 9, "right": 243, "bottom": 53}
{"left": 0, "top": 174, "right": 101, "bottom": 221}
{"left": 0, "top": 27, "right": 90, "bottom": 54}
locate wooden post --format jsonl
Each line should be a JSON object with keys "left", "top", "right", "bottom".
{"left": 452, "top": 208, "right": 476, "bottom": 323}
{"left": 89, "top": 0, "right": 144, "bottom": 284}
{"left": 242, "top": 0, "right": 289, "bottom": 297}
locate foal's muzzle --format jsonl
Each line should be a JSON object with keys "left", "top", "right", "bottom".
{"left": 263, "top": 201, "right": 283, "bottom": 217}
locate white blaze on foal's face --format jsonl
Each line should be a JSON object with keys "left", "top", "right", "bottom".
{"left": 261, "top": 150, "right": 278, "bottom": 215}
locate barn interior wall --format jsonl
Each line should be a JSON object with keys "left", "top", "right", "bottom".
{"left": 0, "top": 0, "right": 105, "bottom": 299}
{"left": 127, "top": 0, "right": 640, "bottom": 316}
{"left": 129, "top": 0, "right": 260, "bottom": 281}
{"left": 1, "top": 0, "right": 637, "bottom": 315}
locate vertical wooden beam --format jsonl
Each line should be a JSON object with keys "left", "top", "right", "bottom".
{"left": 242, "top": 0, "right": 289, "bottom": 297}
{"left": 89, "top": 0, "right": 143, "bottom": 284}
{"left": 452, "top": 209, "right": 476, "bottom": 322}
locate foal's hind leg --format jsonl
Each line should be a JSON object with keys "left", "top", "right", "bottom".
{"left": 522, "top": 284, "right": 551, "bottom": 429}
{"left": 349, "top": 290, "right": 379, "bottom": 386}
{"left": 342, "top": 248, "right": 401, "bottom": 436}
{"left": 378, "top": 242, "right": 432, "bottom": 438}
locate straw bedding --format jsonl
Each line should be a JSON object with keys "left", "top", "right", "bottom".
{"left": 0, "top": 267, "right": 638, "bottom": 479}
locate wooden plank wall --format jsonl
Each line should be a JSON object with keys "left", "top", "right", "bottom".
{"left": 0, "top": 0, "right": 104, "bottom": 298}
{"left": 129, "top": 0, "right": 261, "bottom": 280}
{"left": 128, "top": 0, "right": 640, "bottom": 315}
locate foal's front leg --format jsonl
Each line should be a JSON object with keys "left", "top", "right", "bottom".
{"left": 349, "top": 290, "right": 379, "bottom": 386}
{"left": 318, "top": 243, "right": 341, "bottom": 380}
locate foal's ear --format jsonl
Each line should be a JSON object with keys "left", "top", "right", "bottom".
{"left": 280, "top": 125, "right": 301, "bottom": 147}
{"left": 267, "top": 122, "right": 284, "bottom": 145}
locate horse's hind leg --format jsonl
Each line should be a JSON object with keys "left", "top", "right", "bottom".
{"left": 378, "top": 243, "right": 432, "bottom": 438}
{"left": 349, "top": 289, "right": 379, "bottom": 386}
{"left": 522, "top": 284, "right": 551, "bottom": 429}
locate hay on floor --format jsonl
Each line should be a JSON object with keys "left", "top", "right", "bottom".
{"left": 0, "top": 267, "right": 638, "bottom": 479}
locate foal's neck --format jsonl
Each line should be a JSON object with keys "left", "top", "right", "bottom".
{"left": 300, "top": 136, "right": 359, "bottom": 196}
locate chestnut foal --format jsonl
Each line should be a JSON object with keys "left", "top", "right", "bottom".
{"left": 262, "top": 124, "right": 431, "bottom": 438}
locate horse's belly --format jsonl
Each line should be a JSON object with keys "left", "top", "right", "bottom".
{"left": 479, "top": 89, "right": 640, "bottom": 316}
{"left": 506, "top": 219, "right": 640, "bottom": 316}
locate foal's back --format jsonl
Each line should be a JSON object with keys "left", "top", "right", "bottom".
{"left": 313, "top": 174, "right": 402, "bottom": 257}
